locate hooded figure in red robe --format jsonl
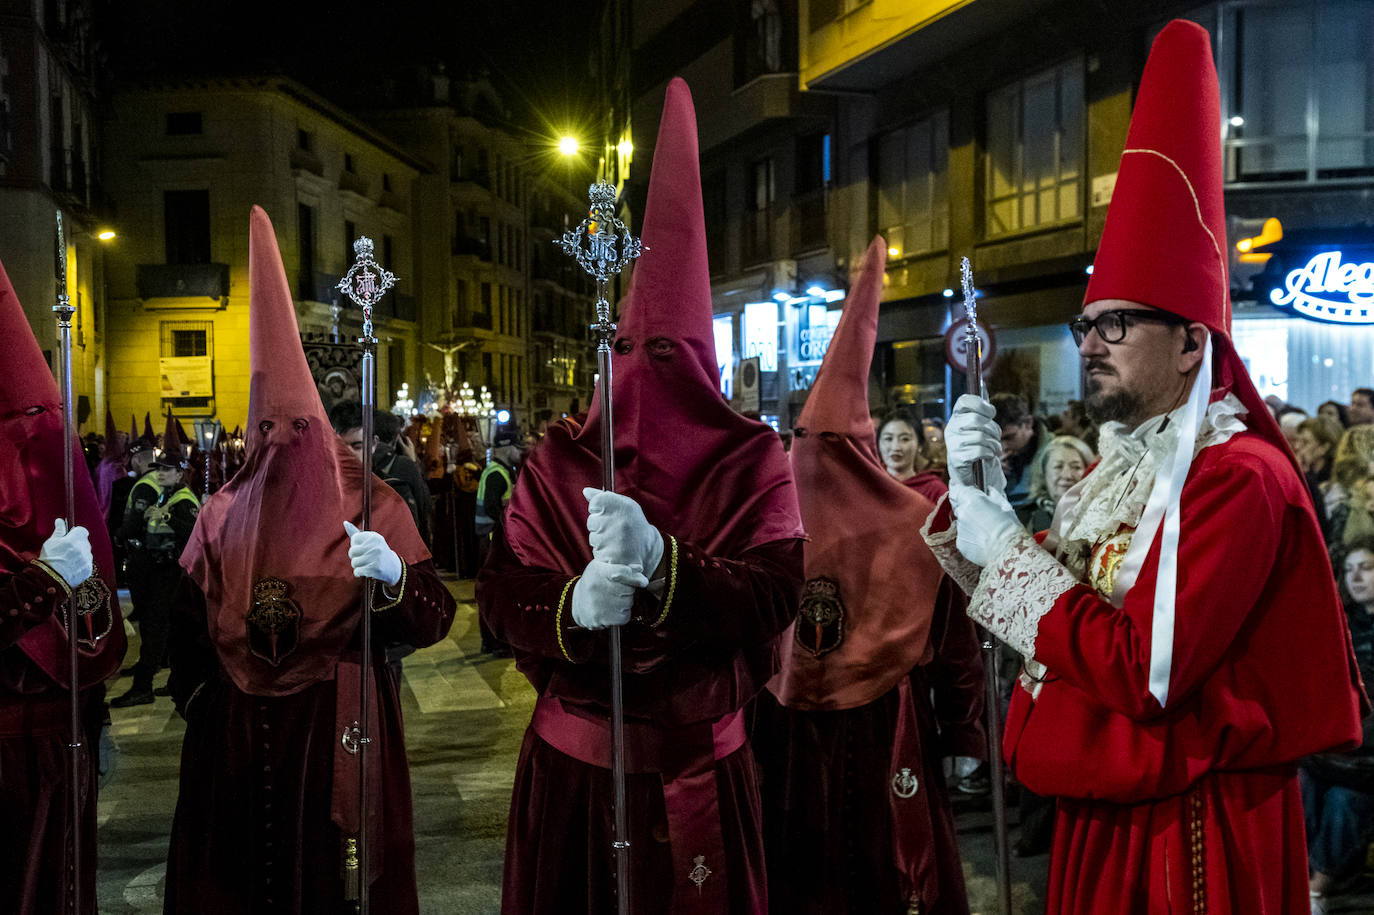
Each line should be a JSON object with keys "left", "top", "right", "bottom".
{"left": 928, "top": 21, "right": 1365, "bottom": 914}
{"left": 0, "top": 253, "right": 124, "bottom": 914}
{"left": 164, "top": 206, "right": 455, "bottom": 915}
{"left": 477, "top": 77, "right": 805, "bottom": 915}
{"left": 749, "top": 237, "right": 984, "bottom": 914}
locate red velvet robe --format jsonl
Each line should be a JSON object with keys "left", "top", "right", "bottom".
{"left": 477, "top": 529, "right": 803, "bottom": 915}
{"left": 988, "top": 432, "right": 1365, "bottom": 913}
{"left": 0, "top": 565, "right": 105, "bottom": 915}
{"left": 164, "top": 560, "right": 454, "bottom": 915}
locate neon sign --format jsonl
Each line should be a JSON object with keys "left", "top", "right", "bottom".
{"left": 1270, "top": 250, "right": 1374, "bottom": 324}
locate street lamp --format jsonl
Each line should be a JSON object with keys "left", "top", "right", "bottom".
{"left": 192, "top": 418, "right": 221, "bottom": 498}
{"left": 558, "top": 136, "right": 580, "bottom": 157}
{"left": 478, "top": 385, "right": 497, "bottom": 458}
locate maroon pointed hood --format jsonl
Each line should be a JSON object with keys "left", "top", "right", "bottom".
{"left": 0, "top": 255, "right": 124, "bottom": 687}
{"left": 181, "top": 206, "right": 427, "bottom": 696}
{"left": 504, "top": 79, "right": 803, "bottom": 580}
{"left": 771, "top": 238, "right": 945, "bottom": 709}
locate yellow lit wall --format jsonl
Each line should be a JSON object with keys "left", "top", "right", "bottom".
{"left": 801, "top": 0, "right": 975, "bottom": 90}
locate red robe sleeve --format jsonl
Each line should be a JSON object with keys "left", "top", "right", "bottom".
{"left": 0, "top": 564, "right": 65, "bottom": 652}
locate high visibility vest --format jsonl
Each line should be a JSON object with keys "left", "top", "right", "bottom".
{"left": 475, "top": 462, "right": 513, "bottom": 536}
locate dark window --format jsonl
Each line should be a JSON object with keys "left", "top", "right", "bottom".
{"left": 164, "top": 190, "right": 211, "bottom": 264}
{"left": 450, "top": 145, "right": 464, "bottom": 181}
{"left": 478, "top": 216, "right": 491, "bottom": 261}
{"left": 297, "top": 129, "right": 312, "bottom": 151}
{"left": 809, "top": 0, "right": 842, "bottom": 32}
{"left": 344, "top": 220, "right": 356, "bottom": 266}
{"left": 298, "top": 203, "right": 315, "bottom": 300}
{"left": 703, "top": 171, "right": 728, "bottom": 274}
{"left": 481, "top": 282, "right": 492, "bottom": 311}
{"left": 482, "top": 351, "right": 494, "bottom": 388}
{"left": 344, "top": 153, "right": 355, "bottom": 173}
{"left": 166, "top": 112, "right": 203, "bottom": 135}
{"left": 172, "top": 329, "right": 207, "bottom": 356}
{"left": 744, "top": 158, "right": 773, "bottom": 264}
{"left": 382, "top": 235, "right": 393, "bottom": 269}
{"left": 382, "top": 173, "right": 392, "bottom": 191}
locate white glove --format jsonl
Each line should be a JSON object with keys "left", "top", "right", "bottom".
{"left": 571, "top": 560, "right": 649, "bottom": 630}
{"left": 583, "top": 488, "right": 664, "bottom": 576}
{"left": 948, "top": 483, "right": 1023, "bottom": 567}
{"left": 951, "top": 755, "right": 982, "bottom": 780}
{"left": 38, "top": 519, "right": 93, "bottom": 588}
{"left": 945, "top": 395, "right": 1008, "bottom": 494}
{"left": 343, "top": 521, "right": 403, "bottom": 587}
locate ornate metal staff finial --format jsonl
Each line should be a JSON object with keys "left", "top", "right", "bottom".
{"left": 960, "top": 256, "right": 977, "bottom": 330}
{"left": 336, "top": 236, "right": 398, "bottom": 343}
{"left": 556, "top": 182, "right": 644, "bottom": 345}
{"left": 54, "top": 211, "right": 72, "bottom": 324}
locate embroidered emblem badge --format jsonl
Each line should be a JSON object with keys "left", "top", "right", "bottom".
{"left": 688, "top": 854, "right": 712, "bottom": 891}
{"left": 70, "top": 560, "right": 114, "bottom": 648}
{"left": 891, "top": 767, "right": 919, "bottom": 799}
{"left": 247, "top": 576, "right": 301, "bottom": 666}
{"left": 795, "top": 576, "right": 845, "bottom": 657}
{"left": 1089, "top": 528, "right": 1135, "bottom": 598}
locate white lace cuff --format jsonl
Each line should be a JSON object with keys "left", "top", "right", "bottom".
{"left": 968, "top": 529, "right": 1079, "bottom": 659}
{"left": 920, "top": 493, "right": 983, "bottom": 595}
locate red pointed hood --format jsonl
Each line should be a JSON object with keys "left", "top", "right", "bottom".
{"left": 0, "top": 255, "right": 124, "bottom": 687}
{"left": 1085, "top": 19, "right": 1289, "bottom": 471}
{"left": 505, "top": 79, "right": 803, "bottom": 582}
{"left": 771, "top": 239, "right": 946, "bottom": 709}
{"left": 181, "top": 206, "right": 427, "bottom": 696}
{"left": 796, "top": 237, "right": 887, "bottom": 441}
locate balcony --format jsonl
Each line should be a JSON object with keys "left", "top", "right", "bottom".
{"left": 338, "top": 170, "right": 369, "bottom": 198}
{"left": 289, "top": 147, "right": 324, "bottom": 177}
{"left": 137, "top": 263, "right": 230, "bottom": 299}
{"left": 451, "top": 235, "right": 492, "bottom": 261}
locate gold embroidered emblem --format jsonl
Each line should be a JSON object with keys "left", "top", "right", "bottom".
{"left": 70, "top": 560, "right": 114, "bottom": 648}
{"left": 891, "top": 767, "right": 919, "bottom": 799}
{"left": 1089, "top": 528, "right": 1135, "bottom": 599}
{"left": 795, "top": 576, "right": 845, "bottom": 657}
{"left": 247, "top": 577, "right": 301, "bottom": 666}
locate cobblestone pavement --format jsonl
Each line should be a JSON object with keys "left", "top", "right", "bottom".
{"left": 95, "top": 580, "right": 1372, "bottom": 914}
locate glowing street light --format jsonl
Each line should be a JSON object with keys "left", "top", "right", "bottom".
{"left": 558, "top": 136, "right": 580, "bottom": 156}
{"left": 96, "top": 229, "right": 116, "bottom": 242}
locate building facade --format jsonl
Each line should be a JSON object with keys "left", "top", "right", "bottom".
{"left": 100, "top": 76, "right": 424, "bottom": 430}
{"left": 0, "top": 0, "right": 110, "bottom": 429}
{"left": 619, "top": 0, "right": 1374, "bottom": 425}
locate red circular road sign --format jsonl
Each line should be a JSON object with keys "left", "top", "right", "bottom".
{"left": 944, "top": 318, "right": 996, "bottom": 374}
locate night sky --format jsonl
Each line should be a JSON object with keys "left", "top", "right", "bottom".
{"left": 100, "top": 0, "right": 599, "bottom": 136}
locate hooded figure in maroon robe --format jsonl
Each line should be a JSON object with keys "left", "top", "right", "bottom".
{"left": 749, "top": 238, "right": 984, "bottom": 915}
{"left": 164, "top": 206, "right": 455, "bottom": 915}
{"left": 477, "top": 78, "right": 805, "bottom": 915}
{"left": 0, "top": 254, "right": 124, "bottom": 914}
{"left": 929, "top": 21, "right": 1365, "bottom": 914}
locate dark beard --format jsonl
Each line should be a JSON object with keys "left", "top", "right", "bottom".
{"left": 1084, "top": 377, "right": 1147, "bottom": 427}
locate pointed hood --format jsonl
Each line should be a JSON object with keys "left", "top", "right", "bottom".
{"left": 505, "top": 78, "right": 803, "bottom": 588}
{"left": 770, "top": 239, "right": 947, "bottom": 710}
{"left": 129, "top": 414, "right": 138, "bottom": 445}
{"left": 0, "top": 255, "right": 124, "bottom": 687}
{"left": 142, "top": 412, "right": 155, "bottom": 444}
{"left": 163, "top": 408, "right": 186, "bottom": 462}
{"left": 102, "top": 409, "right": 125, "bottom": 461}
{"left": 180, "top": 206, "right": 427, "bottom": 696}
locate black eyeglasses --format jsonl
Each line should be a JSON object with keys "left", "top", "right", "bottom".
{"left": 1068, "top": 309, "right": 1187, "bottom": 346}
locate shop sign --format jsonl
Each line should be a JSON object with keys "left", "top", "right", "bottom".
{"left": 743, "top": 302, "right": 779, "bottom": 371}
{"left": 790, "top": 303, "right": 841, "bottom": 366}
{"left": 1268, "top": 249, "right": 1374, "bottom": 325}
{"left": 944, "top": 319, "right": 996, "bottom": 373}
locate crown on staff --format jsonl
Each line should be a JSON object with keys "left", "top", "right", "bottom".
{"left": 352, "top": 236, "right": 375, "bottom": 260}
{"left": 588, "top": 182, "right": 617, "bottom": 207}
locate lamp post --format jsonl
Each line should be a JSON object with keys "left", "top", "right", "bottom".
{"left": 478, "top": 384, "right": 496, "bottom": 459}
{"left": 192, "top": 418, "right": 222, "bottom": 498}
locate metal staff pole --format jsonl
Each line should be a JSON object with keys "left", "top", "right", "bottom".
{"left": 53, "top": 210, "right": 84, "bottom": 915}
{"left": 557, "top": 183, "right": 642, "bottom": 915}
{"left": 960, "top": 256, "right": 1013, "bottom": 915}
{"left": 337, "top": 237, "right": 397, "bottom": 915}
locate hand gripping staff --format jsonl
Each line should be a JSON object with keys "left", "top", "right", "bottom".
{"left": 961, "top": 257, "right": 1012, "bottom": 915}
{"left": 336, "top": 237, "right": 397, "bottom": 915}
{"left": 556, "top": 182, "right": 643, "bottom": 915}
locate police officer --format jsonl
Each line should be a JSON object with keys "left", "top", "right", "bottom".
{"left": 476, "top": 425, "right": 524, "bottom": 655}
{"left": 111, "top": 450, "right": 199, "bottom": 707}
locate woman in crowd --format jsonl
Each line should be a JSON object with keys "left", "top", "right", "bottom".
{"left": 1025, "top": 435, "right": 1094, "bottom": 532}
{"left": 1303, "top": 534, "right": 1374, "bottom": 915}
{"left": 1319, "top": 400, "right": 1351, "bottom": 430}
{"left": 1323, "top": 425, "right": 1374, "bottom": 550}
{"left": 878, "top": 409, "right": 946, "bottom": 501}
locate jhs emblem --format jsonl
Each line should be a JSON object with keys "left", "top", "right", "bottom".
{"left": 354, "top": 268, "right": 377, "bottom": 301}
{"left": 688, "top": 854, "right": 712, "bottom": 891}
{"left": 891, "top": 767, "right": 919, "bottom": 799}
{"left": 70, "top": 560, "right": 114, "bottom": 648}
{"left": 247, "top": 576, "right": 302, "bottom": 666}
{"left": 795, "top": 576, "right": 845, "bottom": 658}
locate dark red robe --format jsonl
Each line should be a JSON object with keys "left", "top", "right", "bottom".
{"left": 165, "top": 559, "right": 453, "bottom": 915}
{"left": 478, "top": 529, "right": 802, "bottom": 915}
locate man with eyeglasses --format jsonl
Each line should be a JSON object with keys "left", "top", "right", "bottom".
{"left": 922, "top": 21, "right": 1364, "bottom": 915}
